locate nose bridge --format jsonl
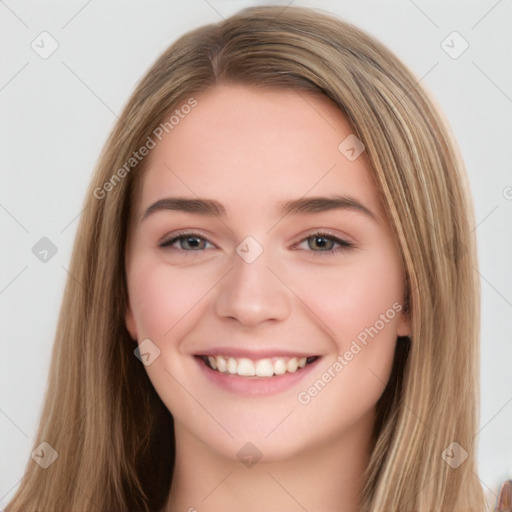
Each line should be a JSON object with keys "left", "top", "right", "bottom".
{"left": 214, "top": 239, "right": 291, "bottom": 326}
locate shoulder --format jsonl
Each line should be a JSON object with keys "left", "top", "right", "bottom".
{"left": 495, "top": 479, "right": 511, "bottom": 511}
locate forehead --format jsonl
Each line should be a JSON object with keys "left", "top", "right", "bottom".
{"left": 137, "top": 84, "right": 383, "bottom": 219}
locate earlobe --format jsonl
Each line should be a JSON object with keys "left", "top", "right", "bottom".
{"left": 125, "top": 304, "right": 138, "bottom": 340}
{"left": 396, "top": 310, "right": 411, "bottom": 337}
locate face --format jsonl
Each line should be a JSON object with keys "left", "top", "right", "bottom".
{"left": 125, "top": 84, "right": 410, "bottom": 462}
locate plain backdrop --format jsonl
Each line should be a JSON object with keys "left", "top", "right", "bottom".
{"left": 1, "top": 0, "right": 511, "bottom": 507}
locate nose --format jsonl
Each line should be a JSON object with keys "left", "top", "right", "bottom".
{"left": 214, "top": 247, "right": 292, "bottom": 327}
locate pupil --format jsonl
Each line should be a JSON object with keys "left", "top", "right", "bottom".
{"left": 311, "top": 236, "right": 331, "bottom": 250}
{"left": 186, "top": 237, "right": 201, "bottom": 249}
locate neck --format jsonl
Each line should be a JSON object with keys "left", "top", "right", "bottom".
{"left": 163, "top": 411, "right": 375, "bottom": 512}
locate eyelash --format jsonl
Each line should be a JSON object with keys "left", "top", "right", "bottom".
{"left": 158, "top": 231, "right": 354, "bottom": 256}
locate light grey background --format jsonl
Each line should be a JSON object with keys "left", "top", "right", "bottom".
{"left": 1, "top": 0, "right": 511, "bottom": 507}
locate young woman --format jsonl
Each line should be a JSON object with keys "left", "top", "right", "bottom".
{"left": 6, "top": 5, "right": 497, "bottom": 511}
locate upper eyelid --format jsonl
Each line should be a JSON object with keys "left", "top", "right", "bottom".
{"left": 159, "top": 229, "right": 213, "bottom": 243}
{"left": 294, "top": 233, "right": 354, "bottom": 251}
{"left": 159, "top": 231, "right": 215, "bottom": 248}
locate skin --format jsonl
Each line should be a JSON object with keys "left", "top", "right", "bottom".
{"left": 125, "top": 84, "right": 410, "bottom": 512}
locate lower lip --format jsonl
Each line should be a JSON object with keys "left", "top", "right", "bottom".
{"left": 194, "top": 356, "right": 322, "bottom": 396}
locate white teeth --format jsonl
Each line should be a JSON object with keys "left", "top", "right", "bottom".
{"left": 273, "top": 359, "right": 287, "bottom": 375}
{"left": 255, "top": 359, "right": 274, "bottom": 377}
{"left": 237, "top": 358, "right": 256, "bottom": 376}
{"left": 204, "top": 355, "right": 315, "bottom": 377}
{"left": 227, "top": 357, "right": 237, "bottom": 375}
{"left": 287, "top": 358, "right": 298, "bottom": 372}
{"left": 216, "top": 355, "right": 227, "bottom": 372}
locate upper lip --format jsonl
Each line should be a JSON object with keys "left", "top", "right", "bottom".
{"left": 195, "top": 348, "right": 318, "bottom": 359}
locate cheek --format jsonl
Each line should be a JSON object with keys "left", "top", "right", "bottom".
{"left": 291, "top": 250, "right": 405, "bottom": 346}
{"left": 126, "top": 257, "right": 219, "bottom": 422}
{"left": 289, "top": 258, "right": 402, "bottom": 437}
{"left": 126, "top": 256, "right": 220, "bottom": 339}
{"left": 288, "top": 246, "right": 404, "bottom": 409}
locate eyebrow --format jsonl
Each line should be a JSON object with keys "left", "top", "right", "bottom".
{"left": 140, "top": 195, "right": 377, "bottom": 222}
{"left": 278, "top": 196, "right": 377, "bottom": 221}
{"left": 141, "top": 197, "right": 226, "bottom": 221}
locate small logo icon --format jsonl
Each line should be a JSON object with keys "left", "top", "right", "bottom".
{"left": 31, "top": 441, "right": 58, "bottom": 468}
{"left": 338, "top": 134, "right": 365, "bottom": 161}
{"left": 441, "top": 441, "right": 468, "bottom": 469}
{"left": 31, "top": 31, "right": 59, "bottom": 59}
{"left": 237, "top": 442, "right": 262, "bottom": 468}
{"left": 32, "top": 237, "right": 58, "bottom": 263}
{"left": 236, "top": 236, "right": 263, "bottom": 264}
{"left": 134, "top": 338, "right": 161, "bottom": 366}
{"left": 441, "top": 32, "right": 469, "bottom": 59}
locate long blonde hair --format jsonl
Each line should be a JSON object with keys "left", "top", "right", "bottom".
{"left": 7, "top": 6, "right": 486, "bottom": 511}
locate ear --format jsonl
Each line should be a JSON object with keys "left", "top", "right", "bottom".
{"left": 125, "top": 302, "right": 138, "bottom": 340}
{"left": 396, "top": 306, "right": 411, "bottom": 337}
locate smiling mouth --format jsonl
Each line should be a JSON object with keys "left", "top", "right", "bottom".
{"left": 198, "top": 354, "right": 320, "bottom": 378}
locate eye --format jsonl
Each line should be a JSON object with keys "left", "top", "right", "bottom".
{"left": 159, "top": 232, "right": 214, "bottom": 251}
{"left": 296, "top": 232, "right": 354, "bottom": 255}
{"left": 158, "top": 231, "right": 353, "bottom": 255}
